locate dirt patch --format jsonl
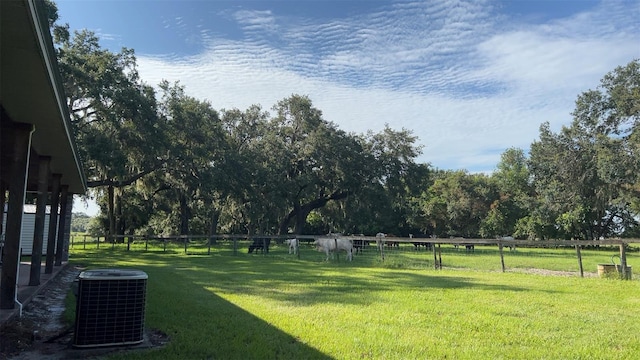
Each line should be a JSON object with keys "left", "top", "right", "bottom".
{"left": 508, "top": 268, "right": 599, "bottom": 278}
{"left": 0, "top": 266, "right": 169, "bottom": 360}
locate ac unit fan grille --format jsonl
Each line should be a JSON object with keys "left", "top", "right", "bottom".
{"left": 74, "top": 272, "right": 147, "bottom": 348}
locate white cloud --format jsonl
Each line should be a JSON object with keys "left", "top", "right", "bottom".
{"left": 135, "top": 0, "right": 639, "bottom": 172}
{"left": 232, "top": 9, "right": 279, "bottom": 36}
{"left": 93, "top": 28, "right": 120, "bottom": 42}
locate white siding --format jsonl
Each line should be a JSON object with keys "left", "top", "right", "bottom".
{"left": 2, "top": 205, "right": 56, "bottom": 256}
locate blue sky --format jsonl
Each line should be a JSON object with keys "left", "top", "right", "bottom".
{"left": 60, "top": 0, "right": 639, "bottom": 215}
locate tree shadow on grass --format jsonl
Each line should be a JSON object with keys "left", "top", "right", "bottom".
{"left": 70, "top": 252, "right": 332, "bottom": 359}
{"left": 140, "top": 264, "right": 334, "bottom": 360}
{"left": 71, "top": 249, "right": 566, "bottom": 359}
{"left": 172, "top": 252, "right": 540, "bottom": 309}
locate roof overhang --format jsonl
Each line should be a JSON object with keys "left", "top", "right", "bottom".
{"left": 1, "top": 0, "right": 86, "bottom": 194}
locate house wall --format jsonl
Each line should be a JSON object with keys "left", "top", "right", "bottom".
{"left": 1, "top": 204, "right": 55, "bottom": 256}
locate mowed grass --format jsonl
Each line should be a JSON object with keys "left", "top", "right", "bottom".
{"left": 67, "top": 243, "right": 640, "bottom": 359}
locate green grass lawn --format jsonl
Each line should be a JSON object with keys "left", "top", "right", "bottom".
{"left": 67, "top": 243, "right": 640, "bottom": 359}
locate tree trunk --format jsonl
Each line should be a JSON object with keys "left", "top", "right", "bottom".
{"left": 279, "top": 191, "right": 351, "bottom": 235}
{"left": 209, "top": 209, "right": 220, "bottom": 244}
{"left": 278, "top": 204, "right": 299, "bottom": 235}
{"left": 115, "top": 188, "right": 124, "bottom": 242}
{"left": 108, "top": 185, "right": 115, "bottom": 242}
{"left": 180, "top": 192, "right": 189, "bottom": 235}
{"left": 294, "top": 204, "right": 314, "bottom": 234}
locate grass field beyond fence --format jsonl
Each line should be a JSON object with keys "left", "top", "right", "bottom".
{"left": 67, "top": 243, "right": 640, "bottom": 359}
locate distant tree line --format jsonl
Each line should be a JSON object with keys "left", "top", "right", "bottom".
{"left": 70, "top": 213, "right": 91, "bottom": 233}
{"left": 47, "top": 2, "right": 640, "bottom": 240}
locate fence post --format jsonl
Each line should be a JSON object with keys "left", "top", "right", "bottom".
{"left": 208, "top": 236, "right": 212, "bottom": 255}
{"left": 96, "top": 236, "right": 100, "bottom": 249}
{"left": 575, "top": 244, "right": 584, "bottom": 278}
{"left": 432, "top": 243, "right": 439, "bottom": 269}
{"left": 499, "top": 242, "right": 505, "bottom": 272}
{"left": 296, "top": 238, "right": 300, "bottom": 260}
{"left": 145, "top": 236, "right": 148, "bottom": 251}
{"left": 83, "top": 234, "right": 87, "bottom": 249}
{"left": 233, "top": 238, "right": 238, "bottom": 256}
{"left": 163, "top": 238, "right": 167, "bottom": 252}
{"left": 620, "top": 243, "right": 629, "bottom": 280}
{"left": 184, "top": 236, "right": 188, "bottom": 254}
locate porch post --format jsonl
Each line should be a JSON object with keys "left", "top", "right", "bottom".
{"left": 29, "top": 156, "right": 51, "bottom": 286}
{"left": 0, "top": 181, "right": 5, "bottom": 264}
{"left": 45, "top": 174, "right": 61, "bottom": 274}
{"left": 54, "top": 185, "right": 69, "bottom": 266}
{"left": 61, "top": 193, "right": 73, "bottom": 261}
{"left": 0, "top": 123, "right": 34, "bottom": 309}
{"left": 0, "top": 181, "right": 6, "bottom": 245}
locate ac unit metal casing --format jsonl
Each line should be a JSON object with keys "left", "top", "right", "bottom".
{"left": 73, "top": 269, "right": 148, "bottom": 348}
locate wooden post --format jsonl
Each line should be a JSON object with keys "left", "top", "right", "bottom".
{"left": 83, "top": 234, "right": 86, "bottom": 249}
{"left": 437, "top": 244, "right": 442, "bottom": 269}
{"left": 499, "top": 243, "right": 505, "bottom": 273}
{"left": 30, "top": 156, "right": 51, "bottom": 286}
{"left": 620, "top": 243, "right": 628, "bottom": 280}
{"left": 163, "top": 238, "right": 167, "bottom": 252}
{"left": 334, "top": 238, "right": 339, "bottom": 261}
{"left": 0, "top": 124, "right": 33, "bottom": 309}
{"left": 432, "top": 243, "right": 438, "bottom": 269}
{"left": 45, "top": 174, "right": 61, "bottom": 274}
{"left": 60, "top": 193, "right": 73, "bottom": 262}
{"left": 233, "top": 238, "right": 238, "bottom": 255}
{"left": 0, "top": 181, "right": 5, "bottom": 253}
{"left": 207, "top": 236, "right": 212, "bottom": 255}
{"left": 54, "top": 185, "right": 69, "bottom": 266}
{"left": 296, "top": 239, "right": 300, "bottom": 259}
{"left": 184, "top": 236, "right": 188, "bottom": 254}
{"left": 575, "top": 244, "right": 584, "bottom": 278}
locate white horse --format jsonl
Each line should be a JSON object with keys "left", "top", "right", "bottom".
{"left": 285, "top": 238, "right": 298, "bottom": 255}
{"left": 498, "top": 236, "right": 516, "bottom": 251}
{"left": 375, "top": 232, "right": 386, "bottom": 252}
{"left": 314, "top": 237, "right": 353, "bottom": 261}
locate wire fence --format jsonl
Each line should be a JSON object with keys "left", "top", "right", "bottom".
{"left": 69, "top": 234, "right": 640, "bottom": 280}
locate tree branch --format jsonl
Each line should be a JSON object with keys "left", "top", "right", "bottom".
{"left": 87, "top": 165, "right": 162, "bottom": 188}
{"left": 279, "top": 189, "right": 352, "bottom": 234}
